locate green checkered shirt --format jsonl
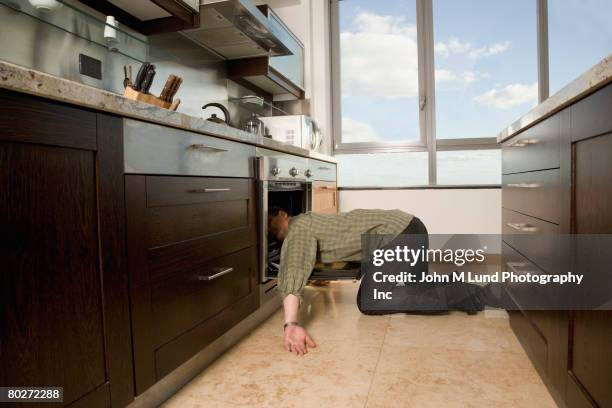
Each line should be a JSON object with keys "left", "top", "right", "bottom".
{"left": 277, "top": 209, "right": 414, "bottom": 302}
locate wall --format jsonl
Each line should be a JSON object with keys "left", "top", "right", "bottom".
{"left": 0, "top": 0, "right": 318, "bottom": 132}
{"left": 256, "top": 0, "right": 333, "bottom": 155}
{"left": 339, "top": 189, "right": 502, "bottom": 234}
{"left": 0, "top": 0, "right": 145, "bottom": 94}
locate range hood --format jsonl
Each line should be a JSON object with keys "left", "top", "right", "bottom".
{"left": 181, "top": 0, "right": 292, "bottom": 59}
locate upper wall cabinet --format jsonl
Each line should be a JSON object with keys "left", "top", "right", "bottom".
{"left": 226, "top": 5, "right": 305, "bottom": 99}
{"left": 77, "top": 0, "right": 200, "bottom": 34}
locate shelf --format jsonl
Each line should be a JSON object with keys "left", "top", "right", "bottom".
{"left": 228, "top": 95, "right": 290, "bottom": 117}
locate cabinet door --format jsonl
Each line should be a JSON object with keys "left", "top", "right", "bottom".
{"left": 313, "top": 181, "right": 338, "bottom": 214}
{"left": 0, "top": 91, "right": 133, "bottom": 407}
{"left": 0, "top": 142, "right": 107, "bottom": 406}
{"left": 568, "top": 132, "right": 612, "bottom": 407}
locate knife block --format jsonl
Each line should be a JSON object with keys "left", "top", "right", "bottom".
{"left": 123, "top": 86, "right": 180, "bottom": 111}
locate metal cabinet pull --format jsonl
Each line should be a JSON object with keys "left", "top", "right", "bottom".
{"left": 506, "top": 261, "right": 538, "bottom": 276}
{"left": 507, "top": 139, "right": 537, "bottom": 148}
{"left": 197, "top": 267, "right": 233, "bottom": 281}
{"left": 317, "top": 166, "right": 331, "bottom": 170}
{"left": 188, "top": 144, "right": 228, "bottom": 153}
{"left": 507, "top": 183, "right": 541, "bottom": 189}
{"left": 187, "top": 188, "right": 231, "bottom": 193}
{"left": 506, "top": 222, "right": 538, "bottom": 232}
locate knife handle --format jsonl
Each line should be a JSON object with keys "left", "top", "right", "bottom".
{"left": 141, "top": 68, "right": 156, "bottom": 94}
{"left": 133, "top": 62, "right": 150, "bottom": 91}
{"left": 169, "top": 77, "right": 183, "bottom": 101}
{"left": 160, "top": 75, "right": 176, "bottom": 101}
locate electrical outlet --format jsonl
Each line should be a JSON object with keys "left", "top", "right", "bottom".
{"left": 79, "top": 54, "right": 102, "bottom": 80}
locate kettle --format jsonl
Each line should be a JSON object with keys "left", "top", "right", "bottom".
{"left": 202, "top": 103, "right": 231, "bottom": 125}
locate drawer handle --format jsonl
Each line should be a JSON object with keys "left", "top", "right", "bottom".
{"left": 507, "top": 139, "right": 537, "bottom": 148}
{"left": 507, "top": 183, "right": 541, "bottom": 189}
{"left": 198, "top": 267, "right": 233, "bottom": 281}
{"left": 506, "top": 261, "right": 538, "bottom": 276}
{"left": 506, "top": 222, "right": 538, "bottom": 232}
{"left": 188, "top": 144, "right": 228, "bottom": 153}
{"left": 187, "top": 188, "right": 231, "bottom": 193}
{"left": 317, "top": 166, "right": 331, "bottom": 170}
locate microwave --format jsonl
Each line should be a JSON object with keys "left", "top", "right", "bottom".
{"left": 259, "top": 115, "right": 323, "bottom": 151}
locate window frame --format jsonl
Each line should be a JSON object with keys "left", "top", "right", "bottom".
{"left": 330, "top": 0, "right": 550, "bottom": 187}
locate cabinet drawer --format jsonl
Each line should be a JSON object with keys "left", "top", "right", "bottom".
{"left": 571, "top": 83, "right": 612, "bottom": 143}
{"left": 151, "top": 246, "right": 255, "bottom": 347}
{"left": 147, "top": 199, "right": 249, "bottom": 248}
{"left": 148, "top": 220, "right": 255, "bottom": 283}
{"left": 502, "top": 115, "right": 560, "bottom": 174}
{"left": 309, "top": 159, "right": 337, "bottom": 181}
{"left": 146, "top": 176, "right": 250, "bottom": 207}
{"left": 502, "top": 242, "right": 550, "bottom": 311}
{"left": 502, "top": 169, "right": 561, "bottom": 224}
{"left": 502, "top": 209, "right": 565, "bottom": 275}
{"left": 154, "top": 288, "right": 258, "bottom": 380}
{"left": 124, "top": 119, "right": 256, "bottom": 178}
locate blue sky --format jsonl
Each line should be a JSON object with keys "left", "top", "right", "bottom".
{"left": 339, "top": 0, "right": 612, "bottom": 142}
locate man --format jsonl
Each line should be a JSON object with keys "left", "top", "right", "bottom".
{"left": 268, "top": 207, "right": 490, "bottom": 356}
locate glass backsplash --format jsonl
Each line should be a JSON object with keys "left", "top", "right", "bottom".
{"left": 0, "top": 0, "right": 148, "bottom": 61}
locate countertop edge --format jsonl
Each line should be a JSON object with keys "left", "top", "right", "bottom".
{"left": 0, "top": 60, "right": 337, "bottom": 164}
{"left": 497, "top": 55, "right": 612, "bottom": 144}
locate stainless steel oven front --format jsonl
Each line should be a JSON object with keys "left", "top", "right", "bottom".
{"left": 256, "top": 150, "right": 313, "bottom": 289}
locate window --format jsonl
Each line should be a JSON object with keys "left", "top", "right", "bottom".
{"left": 437, "top": 150, "right": 501, "bottom": 185}
{"left": 337, "top": 0, "right": 422, "bottom": 146}
{"left": 548, "top": 0, "right": 612, "bottom": 95}
{"left": 433, "top": 0, "right": 538, "bottom": 140}
{"left": 332, "top": 0, "right": 610, "bottom": 188}
{"left": 338, "top": 152, "right": 428, "bottom": 187}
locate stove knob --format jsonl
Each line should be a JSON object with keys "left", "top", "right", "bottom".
{"left": 289, "top": 167, "right": 299, "bottom": 177}
{"left": 271, "top": 166, "right": 281, "bottom": 176}
{"left": 305, "top": 169, "right": 312, "bottom": 178}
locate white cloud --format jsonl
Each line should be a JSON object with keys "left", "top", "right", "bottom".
{"left": 435, "top": 37, "right": 511, "bottom": 59}
{"left": 340, "top": 12, "right": 497, "bottom": 99}
{"left": 435, "top": 69, "right": 455, "bottom": 83}
{"left": 469, "top": 41, "right": 511, "bottom": 58}
{"left": 342, "top": 117, "right": 380, "bottom": 142}
{"left": 473, "top": 82, "right": 538, "bottom": 109}
{"left": 435, "top": 70, "right": 489, "bottom": 84}
{"left": 435, "top": 37, "right": 472, "bottom": 56}
{"left": 461, "top": 71, "right": 489, "bottom": 83}
{"left": 341, "top": 11, "right": 445, "bottom": 99}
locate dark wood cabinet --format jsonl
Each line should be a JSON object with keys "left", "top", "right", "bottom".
{"left": 126, "top": 174, "right": 259, "bottom": 394}
{"left": 501, "top": 83, "right": 612, "bottom": 408}
{"left": 76, "top": 0, "right": 199, "bottom": 35}
{"left": 0, "top": 90, "right": 133, "bottom": 407}
{"left": 567, "top": 115, "right": 612, "bottom": 408}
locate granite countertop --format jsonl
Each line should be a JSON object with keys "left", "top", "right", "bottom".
{"left": 497, "top": 55, "right": 612, "bottom": 143}
{"left": 0, "top": 60, "right": 337, "bottom": 163}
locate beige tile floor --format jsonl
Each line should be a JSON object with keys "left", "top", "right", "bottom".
{"left": 162, "top": 282, "right": 557, "bottom": 408}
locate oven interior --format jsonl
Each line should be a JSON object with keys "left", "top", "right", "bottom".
{"left": 267, "top": 182, "right": 308, "bottom": 279}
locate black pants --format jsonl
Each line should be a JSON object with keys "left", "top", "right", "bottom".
{"left": 357, "top": 217, "right": 486, "bottom": 315}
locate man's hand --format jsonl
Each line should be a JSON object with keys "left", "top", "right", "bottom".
{"left": 284, "top": 325, "right": 316, "bottom": 355}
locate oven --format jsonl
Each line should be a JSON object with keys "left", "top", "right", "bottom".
{"left": 256, "top": 149, "right": 358, "bottom": 304}
{"left": 256, "top": 149, "right": 313, "bottom": 302}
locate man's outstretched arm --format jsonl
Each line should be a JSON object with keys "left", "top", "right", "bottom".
{"left": 277, "top": 223, "right": 317, "bottom": 355}
{"left": 282, "top": 294, "right": 316, "bottom": 355}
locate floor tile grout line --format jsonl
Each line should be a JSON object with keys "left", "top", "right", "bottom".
{"left": 362, "top": 317, "right": 391, "bottom": 408}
